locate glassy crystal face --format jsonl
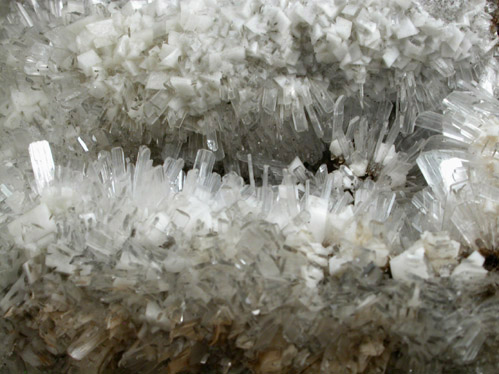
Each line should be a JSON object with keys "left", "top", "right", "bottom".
{"left": 0, "top": 0, "right": 498, "bottom": 373}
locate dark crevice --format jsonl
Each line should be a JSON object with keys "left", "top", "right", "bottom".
{"left": 303, "top": 148, "right": 344, "bottom": 174}
{"left": 476, "top": 238, "right": 499, "bottom": 272}
{"left": 481, "top": 251, "right": 499, "bottom": 272}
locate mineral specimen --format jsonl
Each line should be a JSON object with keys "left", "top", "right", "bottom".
{"left": 0, "top": 0, "right": 498, "bottom": 373}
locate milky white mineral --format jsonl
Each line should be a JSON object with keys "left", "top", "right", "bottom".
{"left": 0, "top": 0, "right": 498, "bottom": 373}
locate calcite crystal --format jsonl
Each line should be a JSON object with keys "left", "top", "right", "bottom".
{"left": 0, "top": 0, "right": 498, "bottom": 373}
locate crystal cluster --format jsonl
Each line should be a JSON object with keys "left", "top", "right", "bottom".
{"left": 1, "top": 0, "right": 496, "bottom": 166}
{"left": 0, "top": 0, "right": 498, "bottom": 373}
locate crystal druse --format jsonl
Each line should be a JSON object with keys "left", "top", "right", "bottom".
{"left": 0, "top": 0, "right": 498, "bottom": 373}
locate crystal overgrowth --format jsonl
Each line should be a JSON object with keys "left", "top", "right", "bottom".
{"left": 0, "top": 0, "right": 497, "bottom": 168}
{"left": 0, "top": 0, "right": 499, "bottom": 373}
{"left": 0, "top": 87, "right": 499, "bottom": 372}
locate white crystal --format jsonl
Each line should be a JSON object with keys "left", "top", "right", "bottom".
{"left": 396, "top": 18, "right": 418, "bottom": 39}
{"left": 29, "top": 141, "right": 55, "bottom": 194}
{"left": 7, "top": 203, "right": 56, "bottom": 247}
{"left": 390, "top": 242, "right": 431, "bottom": 282}
{"left": 77, "top": 49, "right": 102, "bottom": 75}
{"left": 451, "top": 251, "right": 488, "bottom": 280}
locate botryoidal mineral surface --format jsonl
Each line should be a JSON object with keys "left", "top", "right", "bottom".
{"left": 0, "top": 0, "right": 498, "bottom": 373}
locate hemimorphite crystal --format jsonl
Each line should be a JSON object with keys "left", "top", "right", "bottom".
{"left": 0, "top": 0, "right": 498, "bottom": 372}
